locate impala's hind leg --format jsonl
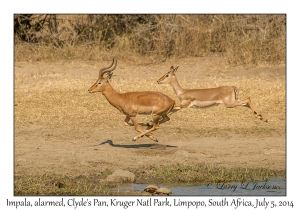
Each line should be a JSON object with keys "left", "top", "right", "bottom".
{"left": 147, "top": 114, "right": 170, "bottom": 128}
{"left": 159, "top": 114, "right": 170, "bottom": 124}
{"left": 146, "top": 113, "right": 172, "bottom": 129}
{"left": 168, "top": 105, "right": 181, "bottom": 115}
{"left": 226, "top": 97, "right": 268, "bottom": 122}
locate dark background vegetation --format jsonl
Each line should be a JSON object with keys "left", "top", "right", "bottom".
{"left": 14, "top": 14, "right": 286, "bottom": 66}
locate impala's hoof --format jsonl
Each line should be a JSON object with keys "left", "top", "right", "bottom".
{"left": 132, "top": 138, "right": 137, "bottom": 141}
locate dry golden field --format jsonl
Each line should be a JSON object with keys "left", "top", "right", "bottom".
{"left": 14, "top": 56, "right": 286, "bottom": 181}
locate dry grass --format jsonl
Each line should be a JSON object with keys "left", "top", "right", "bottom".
{"left": 14, "top": 173, "right": 113, "bottom": 196}
{"left": 140, "top": 163, "right": 285, "bottom": 184}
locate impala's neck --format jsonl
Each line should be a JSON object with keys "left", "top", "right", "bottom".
{"left": 169, "top": 76, "right": 185, "bottom": 97}
{"left": 101, "top": 83, "right": 123, "bottom": 111}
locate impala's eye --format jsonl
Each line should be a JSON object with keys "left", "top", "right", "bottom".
{"left": 165, "top": 74, "right": 169, "bottom": 77}
{"left": 97, "top": 82, "right": 102, "bottom": 85}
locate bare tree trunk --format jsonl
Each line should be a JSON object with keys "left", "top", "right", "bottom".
{"left": 89, "top": 14, "right": 94, "bottom": 41}
{"left": 49, "top": 14, "right": 58, "bottom": 34}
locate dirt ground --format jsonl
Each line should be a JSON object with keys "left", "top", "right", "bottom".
{"left": 14, "top": 56, "right": 286, "bottom": 179}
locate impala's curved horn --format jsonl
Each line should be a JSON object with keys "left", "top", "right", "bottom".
{"left": 99, "top": 59, "right": 117, "bottom": 77}
{"left": 109, "top": 59, "right": 117, "bottom": 72}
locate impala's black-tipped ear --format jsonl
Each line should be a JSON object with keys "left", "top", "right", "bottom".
{"left": 105, "top": 72, "right": 113, "bottom": 83}
{"left": 108, "top": 72, "right": 113, "bottom": 79}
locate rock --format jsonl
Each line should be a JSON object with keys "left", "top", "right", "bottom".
{"left": 142, "top": 185, "right": 172, "bottom": 196}
{"left": 156, "top": 187, "right": 171, "bottom": 195}
{"left": 106, "top": 169, "right": 136, "bottom": 183}
{"left": 144, "top": 185, "right": 159, "bottom": 193}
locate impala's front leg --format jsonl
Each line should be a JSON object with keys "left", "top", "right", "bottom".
{"left": 135, "top": 115, "right": 160, "bottom": 142}
{"left": 130, "top": 116, "right": 157, "bottom": 142}
{"left": 178, "top": 100, "right": 191, "bottom": 108}
{"left": 124, "top": 115, "right": 132, "bottom": 126}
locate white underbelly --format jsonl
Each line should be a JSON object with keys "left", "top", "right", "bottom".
{"left": 188, "top": 100, "right": 223, "bottom": 108}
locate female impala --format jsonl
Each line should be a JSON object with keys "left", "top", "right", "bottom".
{"left": 88, "top": 59, "right": 176, "bottom": 142}
{"left": 157, "top": 66, "right": 268, "bottom": 122}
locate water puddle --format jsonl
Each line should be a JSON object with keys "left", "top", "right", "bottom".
{"left": 113, "top": 177, "right": 286, "bottom": 196}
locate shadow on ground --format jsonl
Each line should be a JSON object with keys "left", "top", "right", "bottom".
{"left": 94, "top": 140, "right": 177, "bottom": 149}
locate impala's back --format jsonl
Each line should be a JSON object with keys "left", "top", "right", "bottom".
{"left": 113, "top": 91, "right": 175, "bottom": 116}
